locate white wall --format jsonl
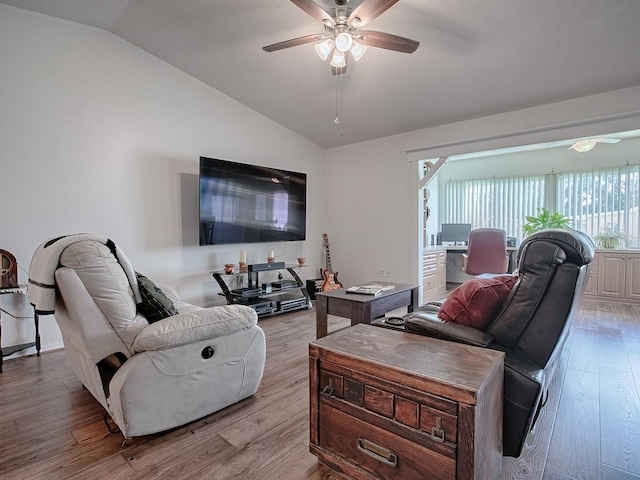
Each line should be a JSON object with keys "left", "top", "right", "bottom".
{"left": 324, "top": 87, "right": 640, "bottom": 291}
{"left": 0, "top": 5, "right": 326, "bottom": 355}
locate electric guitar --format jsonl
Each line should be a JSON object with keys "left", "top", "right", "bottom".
{"left": 321, "top": 233, "right": 343, "bottom": 291}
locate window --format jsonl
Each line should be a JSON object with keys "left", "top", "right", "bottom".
{"left": 440, "top": 165, "right": 640, "bottom": 247}
{"left": 557, "top": 165, "right": 639, "bottom": 246}
{"left": 441, "top": 175, "right": 545, "bottom": 238}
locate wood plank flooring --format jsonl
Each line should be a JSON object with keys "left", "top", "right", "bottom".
{"left": 0, "top": 301, "right": 639, "bottom": 479}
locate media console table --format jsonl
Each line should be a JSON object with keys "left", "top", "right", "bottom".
{"left": 212, "top": 263, "right": 311, "bottom": 318}
{"left": 315, "top": 281, "right": 419, "bottom": 339}
{"left": 309, "top": 324, "right": 504, "bottom": 480}
{"left": 0, "top": 285, "right": 41, "bottom": 373}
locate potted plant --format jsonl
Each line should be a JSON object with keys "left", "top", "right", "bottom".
{"left": 522, "top": 207, "right": 572, "bottom": 237}
{"left": 593, "top": 229, "right": 630, "bottom": 249}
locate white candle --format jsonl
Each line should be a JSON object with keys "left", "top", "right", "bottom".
{"left": 269, "top": 250, "right": 275, "bottom": 259}
{"left": 239, "top": 250, "right": 246, "bottom": 263}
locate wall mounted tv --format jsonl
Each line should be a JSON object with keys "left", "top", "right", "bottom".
{"left": 199, "top": 156, "right": 307, "bottom": 245}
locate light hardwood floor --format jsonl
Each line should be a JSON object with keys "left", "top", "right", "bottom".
{"left": 0, "top": 300, "right": 639, "bottom": 479}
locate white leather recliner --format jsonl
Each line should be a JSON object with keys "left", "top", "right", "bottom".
{"left": 45, "top": 240, "right": 266, "bottom": 438}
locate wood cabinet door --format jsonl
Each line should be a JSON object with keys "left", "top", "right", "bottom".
{"left": 422, "top": 252, "right": 438, "bottom": 302}
{"left": 582, "top": 253, "right": 598, "bottom": 298}
{"left": 625, "top": 253, "right": 640, "bottom": 301}
{"left": 597, "top": 252, "right": 627, "bottom": 298}
{"left": 437, "top": 251, "right": 447, "bottom": 291}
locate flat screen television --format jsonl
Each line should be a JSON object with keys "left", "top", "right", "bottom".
{"left": 441, "top": 223, "right": 472, "bottom": 245}
{"left": 199, "top": 156, "right": 307, "bottom": 245}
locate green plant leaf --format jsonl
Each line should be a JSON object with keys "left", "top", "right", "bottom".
{"left": 522, "top": 207, "right": 571, "bottom": 236}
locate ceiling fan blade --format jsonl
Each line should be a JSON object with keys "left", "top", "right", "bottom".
{"left": 358, "top": 30, "right": 419, "bottom": 53}
{"left": 349, "top": 0, "right": 400, "bottom": 27}
{"left": 291, "top": 0, "right": 335, "bottom": 26}
{"left": 263, "top": 34, "right": 323, "bottom": 52}
{"left": 595, "top": 138, "right": 621, "bottom": 144}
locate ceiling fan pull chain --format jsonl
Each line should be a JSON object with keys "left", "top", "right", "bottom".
{"left": 334, "top": 73, "right": 344, "bottom": 140}
{"left": 334, "top": 75, "right": 340, "bottom": 124}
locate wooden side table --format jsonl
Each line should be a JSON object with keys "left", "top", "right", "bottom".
{"left": 309, "top": 324, "right": 504, "bottom": 480}
{"left": 315, "top": 281, "right": 419, "bottom": 339}
{"left": 0, "top": 285, "right": 40, "bottom": 373}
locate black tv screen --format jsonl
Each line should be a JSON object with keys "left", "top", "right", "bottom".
{"left": 199, "top": 157, "right": 307, "bottom": 245}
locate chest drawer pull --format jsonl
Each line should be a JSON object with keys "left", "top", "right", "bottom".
{"left": 431, "top": 416, "right": 445, "bottom": 443}
{"left": 357, "top": 438, "right": 398, "bottom": 467}
{"left": 320, "top": 377, "right": 335, "bottom": 396}
{"left": 320, "top": 385, "right": 335, "bottom": 396}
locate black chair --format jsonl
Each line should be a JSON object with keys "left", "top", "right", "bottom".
{"left": 404, "top": 229, "right": 594, "bottom": 457}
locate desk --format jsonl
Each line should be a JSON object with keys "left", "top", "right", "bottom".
{"left": 315, "top": 281, "right": 419, "bottom": 339}
{"left": 0, "top": 285, "right": 40, "bottom": 373}
{"left": 422, "top": 246, "right": 518, "bottom": 288}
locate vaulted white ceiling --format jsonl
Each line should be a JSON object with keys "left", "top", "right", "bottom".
{"left": 2, "top": 0, "right": 640, "bottom": 149}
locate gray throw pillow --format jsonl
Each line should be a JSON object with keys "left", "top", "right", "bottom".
{"left": 135, "top": 272, "right": 178, "bottom": 323}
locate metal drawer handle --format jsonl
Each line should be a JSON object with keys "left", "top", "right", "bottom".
{"left": 431, "top": 416, "right": 445, "bottom": 443}
{"left": 320, "top": 385, "right": 334, "bottom": 396}
{"left": 357, "top": 438, "right": 398, "bottom": 467}
{"left": 320, "top": 377, "right": 334, "bottom": 397}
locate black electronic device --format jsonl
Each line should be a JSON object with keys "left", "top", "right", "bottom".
{"left": 277, "top": 295, "right": 308, "bottom": 311}
{"left": 248, "top": 261, "right": 285, "bottom": 272}
{"left": 231, "top": 287, "right": 262, "bottom": 297}
{"left": 199, "top": 156, "right": 307, "bottom": 245}
{"left": 272, "top": 280, "right": 298, "bottom": 289}
{"left": 507, "top": 237, "right": 517, "bottom": 247}
{"left": 248, "top": 300, "right": 277, "bottom": 315}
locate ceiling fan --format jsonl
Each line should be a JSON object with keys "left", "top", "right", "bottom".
{"left": 570, "top": 138, "right": 621, "bottom": 153}
{"left": 263, "top": 0, "right": 420, "bottom": 75}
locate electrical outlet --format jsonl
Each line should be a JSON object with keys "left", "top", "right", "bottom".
{"left": 386, "top": 269, "right": 391, "bottom": 277}
{"left": 380, "top": 268, "right": 386, "bottom": 277}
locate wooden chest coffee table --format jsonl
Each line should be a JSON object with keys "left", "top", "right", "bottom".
{"left": 309, "top": 324, "right": 504, "bottom": 480}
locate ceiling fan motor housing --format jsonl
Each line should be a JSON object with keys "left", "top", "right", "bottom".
{"left": 335, "top": 0, "right": 350, "bottom": 5}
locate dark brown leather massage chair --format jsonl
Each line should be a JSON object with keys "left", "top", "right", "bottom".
{"left": 404, "top": 229, "right": 594, "bottom": 457}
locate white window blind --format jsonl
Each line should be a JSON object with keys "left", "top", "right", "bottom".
{"left": 556, "top": 165, "right": 640, "bottom": 246}
{"left": 442, "top": 175, "right": 545, "bottom": 238}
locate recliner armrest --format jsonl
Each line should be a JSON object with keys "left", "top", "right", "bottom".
{"left": 133, "top": 304, "right": 258, "bottom": 352}
{"left": 154, "top": 282, "right": 179, "bottom": 302}
{"left": 404, "top": 311, "right": 495, "bottom": 348}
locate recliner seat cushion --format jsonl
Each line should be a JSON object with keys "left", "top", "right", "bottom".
{"left": 438, "top": 275, "right": 517, "bottom": 329}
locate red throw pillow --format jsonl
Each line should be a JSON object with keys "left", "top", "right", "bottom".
{"left": 438, "top": 275, "right": 517, "bottom": 329}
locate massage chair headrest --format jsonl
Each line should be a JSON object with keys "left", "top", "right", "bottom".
{"left": 517, "top": 229, "right": 594, "bottom": 266}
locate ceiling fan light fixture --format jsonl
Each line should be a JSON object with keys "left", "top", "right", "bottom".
{"left": 350, "top": 40, "right": 367, "bottom": 61}
{"left": 315, "top": 38, "right": 334, "bottom": 60}
{"left": 334, "top": 32, "right": 353, "bottom": 53}
{"left": 330, "top": 49, "right": 347, "bottom": 68}
{"left": 571, "top": 140, "right": 597, "bottom": 153}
